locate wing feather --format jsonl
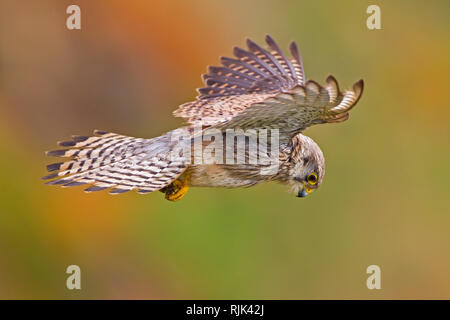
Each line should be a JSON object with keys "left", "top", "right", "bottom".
{"left": 173, "top": 36, "right": 363, "bottom": 141}
{"left": 288, "top": 41, "right": 305, "bottom": 85}
{"left": 182, "top": 35, "right": 303, "bottom": 105}
{"left": 265, "top": 35, "right": 298, "bottom": 87}
{"left": 175, "top": 36, "right": 305, "bottom": 122}
{"left": 213, "top": 78, "right": 364, "bottom": 143}
{"left": 246, "top": 38, "right": 289, "bottom": 84}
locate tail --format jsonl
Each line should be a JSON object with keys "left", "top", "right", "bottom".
{"left": 42, "top": 130, "right": 187, "bottom": 194}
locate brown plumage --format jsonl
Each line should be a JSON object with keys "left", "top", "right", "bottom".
{"left": 42, "top": 35, "right": 363, "bottom": 200}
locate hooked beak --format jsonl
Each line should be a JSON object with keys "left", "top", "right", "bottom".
{"left": 296, "top": 181, "right": 312, "bottom": 198}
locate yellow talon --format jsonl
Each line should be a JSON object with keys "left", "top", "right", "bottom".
{"left": 162, "top": 176, "right": 190, "bottom": 202}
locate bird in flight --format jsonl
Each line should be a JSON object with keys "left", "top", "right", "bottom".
{"left": 42, "top": 35, "right": 363, "bottom": 201}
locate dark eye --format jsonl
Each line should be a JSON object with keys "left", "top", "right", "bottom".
{"left": 306, "top": 172, "right": 318, "bottom": 185}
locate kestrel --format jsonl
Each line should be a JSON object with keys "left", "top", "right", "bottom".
{"left": 42, "top": 35, "right": 363, "bottom": 201}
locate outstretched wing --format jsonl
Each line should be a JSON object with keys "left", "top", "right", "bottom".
{"left": 173, "top": 35, "right": 363, "bottom": 143}
{"left": 214, "top": 76, "right": 364, "bottom": 143}
{"left": 198, "top": 35, "right": 305, "bottom": 98}
{"left": 173, "top": 35, "right": 305, "bottom": 125}
{"left": 42, "top": 130, "right": 187, "bottom": 194}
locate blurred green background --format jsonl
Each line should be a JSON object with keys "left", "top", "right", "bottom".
{"left": 0, "top": 0, "right": 449, "bottom": 299}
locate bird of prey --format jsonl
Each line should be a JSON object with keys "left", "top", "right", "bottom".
{"left": 42, "top": 35, "right": 363, "bottom": 201}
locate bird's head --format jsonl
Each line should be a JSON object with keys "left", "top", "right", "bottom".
{"left": 285, "top": 134, "right": 325, "bottom": 198}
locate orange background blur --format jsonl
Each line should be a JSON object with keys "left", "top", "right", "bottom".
{"left": 0, "top": 0, "right": 449, "bottom": 299}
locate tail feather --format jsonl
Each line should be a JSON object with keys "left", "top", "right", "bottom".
{"left": 42, "top": 130, "right": 187, "bottom": 194}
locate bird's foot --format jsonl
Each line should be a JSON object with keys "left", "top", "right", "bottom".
{"left": 161, "top": 178, "right": 189, "bottom": 202}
